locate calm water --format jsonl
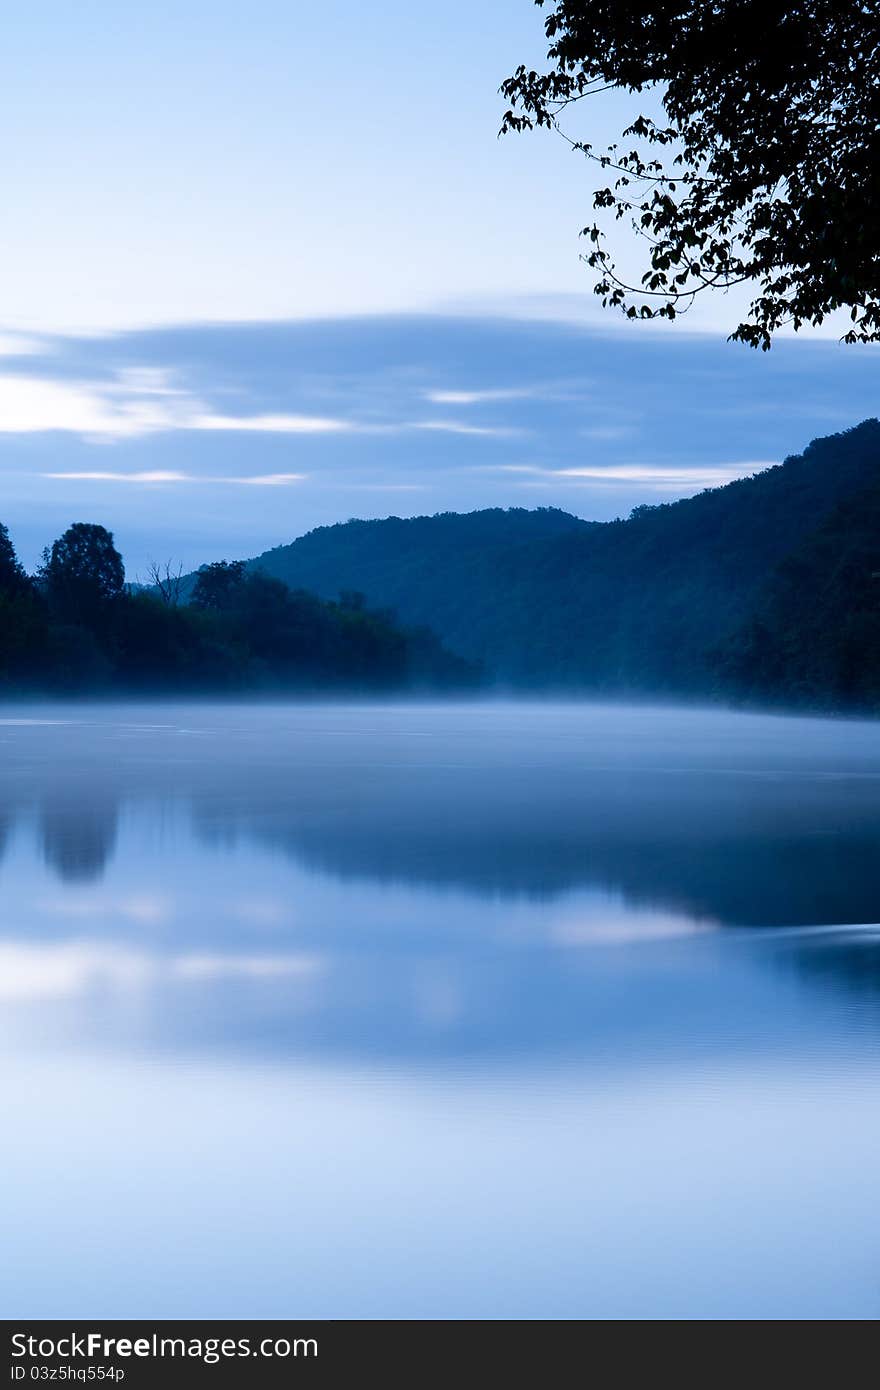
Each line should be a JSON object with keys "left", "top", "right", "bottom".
{"left": 2, "top": 700, "right": 880, "bottom": 1319}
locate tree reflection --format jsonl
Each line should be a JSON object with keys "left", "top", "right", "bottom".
{"left": 39, "top": 796, "right": 119, "bottom": 883}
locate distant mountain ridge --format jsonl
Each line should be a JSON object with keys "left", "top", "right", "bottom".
{"left": 251, "top": 505, "right": 589, "bottom": 672}
{"left": 238, "top": 420, "right": 880, "bottom": 707}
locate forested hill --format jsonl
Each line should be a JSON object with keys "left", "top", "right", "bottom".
{"left": 252, "top": 505, "right": 590, "bottom": 609}
{"left": 248, "top": 421, "right": 880, "bottom": 703}
{"left": 717, "top": 475, "right": 880, "bottom": 709}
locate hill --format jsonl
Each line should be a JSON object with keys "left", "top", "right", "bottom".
{"left": 717, "top": 476, "right": 880, "bottom": 709}
{"left": 249, "top": 506, "right": 589, "bottom": 678}
{"left": 246, "top": 421, "right": 880, "bottom": 701}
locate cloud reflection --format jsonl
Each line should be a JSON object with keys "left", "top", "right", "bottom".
{"left": 0, "top": 941, "right": 323, "bottom": 1002}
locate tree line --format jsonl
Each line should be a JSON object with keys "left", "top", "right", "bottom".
{"left": 0, "top": 521, "right": 479, "bottom": 694}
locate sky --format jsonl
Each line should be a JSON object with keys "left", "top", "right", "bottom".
{"left": 0, "top": 1, "right": 878, "bottom": 574}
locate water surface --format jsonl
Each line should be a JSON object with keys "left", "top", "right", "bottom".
{"left": 2, "top": 701, "right": 880, "bottom": 1318}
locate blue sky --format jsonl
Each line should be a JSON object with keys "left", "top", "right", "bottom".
{"left": 0, "top": 2, "right": 878, "bottom": 574}
{"left": 0, "top": 0, "right": 598, "bottom": 331}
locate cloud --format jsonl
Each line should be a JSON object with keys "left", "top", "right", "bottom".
{"left": 554, "top": 463, "right": 772, "bottom": 486}
{"left": 43, "top": 470, "right": 307, "bottom": 486}
{"left": 0, "top": 333, "right": 48, "bottom": 358}
{"left": 104, "top": 366, "right": 186, "bottom": 397}
{"left": 425, "top": 386, "right": 536, "bottom": 405}
{"left": 415, "top": 419, "right": 520, "bottom": 438}
{"left": 487, "top": 462, "right": 772, "bottom": 487}
{"left": 191, "top": 412, "right": 350, "bottom": 434}
{"left": 423, "top": 381, "right": 596, "bottom": 409}
{"left": 44, "top": 470, "right": 192, "bottom": 483}
{"left": 0, "top": 374, "right": 168, "bottom": 437}
{"left": 0, "top": 367, "right": 525, "bottom": 444}
{"left": 236, "top": 473, "right": 308, "bottom": 486}
{"left": 0, "top": 371, "right": 353, "bottom": 441}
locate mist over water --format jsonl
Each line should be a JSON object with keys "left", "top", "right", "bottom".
{"left": 3, "top": 701, "right": 880, "bottom": 1318}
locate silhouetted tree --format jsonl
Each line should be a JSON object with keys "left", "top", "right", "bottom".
{"left": 502, "top": 2, "right": 880, "bottom": 347}
{"left": 191, "top": 559, "right": 247, "bottom": 611}
{"left": 0, "top": 520, "right": 46, "bottom": 684}
{"left": 0, "top": 522, "right": 27, "bottom": 593}
{"left": 40, "top": 523, "right": 125, "bottom": 625}
{"left": 0, "top": 517, "right": 475, "bottom": 695}
{"left": 146, "top": 558, "right": 184, "bottom": 606}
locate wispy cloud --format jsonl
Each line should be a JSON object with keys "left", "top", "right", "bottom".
{"left": 43, "top": 471, "right": 190, "bottom": 484}
{"left": 0, "top": 333, "right": 48, "bottom": 358}
{"left": 423, "top": 381, "right": 596, "bottom": 409}
{"left": 0, "top": 375, "right": 163, "bottom": 437}
{"left": 43, "top": 470, "right": 307, "bottom": 486}
{"left": 425, "top": 386, "right": 536, "bottom": 405}
{"left": 486, "top": 461, "right": 773, "bottom": 487}
{"left": 0, "top": 367, "right": 527, "bottom": 443}
{"left": 236, "top": 473, "right": 308, "bottom": 486}
{"left": 415, "top": 419, "right": 520, "bottom": 438}
{"left": 192, "top": 412, "right": 350, "bottom": 435}
{"left": 554, "top": 463, "right": 772, "bottom": 485}
{"left": 0, "top": 371, "right": 354, "bottom": 441}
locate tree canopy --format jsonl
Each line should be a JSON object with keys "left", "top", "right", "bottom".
{"left": 0, "top": 521, "right": 477, "bottom": 694}
{"left": 40, "top": 522, "right": 125, "bottom": 625}
{"left": 501, "top": 1, "right": 880, "bottom": 348}
{"left": 191, "top": 559, "right": 247, "bottom": 611}
{"left": 0, "top": 523, "right": 27, "bottom": 592}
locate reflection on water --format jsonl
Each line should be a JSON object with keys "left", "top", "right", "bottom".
{"left": 2, "top": 702, "right": 880, "bottom": 1318}
{"left": 39, "top": 796, "right": 119, "bottom": 883}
